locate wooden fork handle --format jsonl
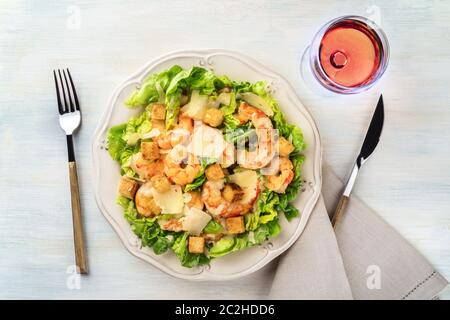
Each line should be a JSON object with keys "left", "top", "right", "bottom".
{"left": 68, "top": 161, "right": 88, "bottom": 274}
{"left": 331, "top": 195, "right": 349, "bottom": 229}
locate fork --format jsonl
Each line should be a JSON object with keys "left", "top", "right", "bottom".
{"left": 53, "top": 69, "right": 88, "bottom": 274}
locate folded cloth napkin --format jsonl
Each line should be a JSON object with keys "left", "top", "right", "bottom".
{"left": 269, "top": 163, "right": 448, "bottom": 300}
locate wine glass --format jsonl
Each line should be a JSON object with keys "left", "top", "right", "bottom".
{"left": 300, "top": 15, "right": 389, "bottom": 94}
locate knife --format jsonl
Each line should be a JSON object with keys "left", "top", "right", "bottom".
{"left": 331, "top": 95, "right": 384, "bottom": 228}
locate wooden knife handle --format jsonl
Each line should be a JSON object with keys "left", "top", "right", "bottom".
{"left": 331, "top": 195, "right": 349, "bottom": 229}
{"left": 68, "top": 161, "right": 88, "bottom": 274}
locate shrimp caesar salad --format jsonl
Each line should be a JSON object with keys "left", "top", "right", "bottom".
{"left": 107, "top": 65, "right": 306, "bottom": 268}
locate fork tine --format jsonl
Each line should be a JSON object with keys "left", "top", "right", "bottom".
{"left": 66, "top": 69, "right": 80, "bottom": 111}
{"left": 63, "top": 70, "right": 75, "bottom": 112}
{"left": 53, "top": 70, "right": 64, "bottom": 114}
{"left": 58, "top": 69, "right": 69, "bottom": 113}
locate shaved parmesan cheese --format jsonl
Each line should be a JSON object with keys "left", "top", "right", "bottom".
{"left": 168, "top": 144, "right": 188, "bottom": 163}
{"left": 229, "top": 170, "right": 260, "bottom": 204}
{"left": 239, "top": 92, "right": 274, "bottom": 116}
{"left": 126, "top": 133, "right": 142, "bottom": 146}
{"left": 183, "top": 192, "right": 192, "bottom": 204}
{"left": 141, "top": 128, "right": 162, "bottom": 139}
{"left": 208, "top": 92, "right": 232, "bottom": 108}
{"left": 187, "top": 124, "right": 226, "bottom": 160}
{"left": 181, "top": 90, "right": 209, "bottom": 120}
{"left": 151, "top": 185, "right": 184, "bottom": 214}
{"left": 127, "top": 128, "right": 162, "bottom": 146}
{"left": 181, "top": 207, "right": 212, "bottom": 235}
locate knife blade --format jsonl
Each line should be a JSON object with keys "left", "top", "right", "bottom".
{"left": 331, "top": 95, "right": 384, "bottom": 228}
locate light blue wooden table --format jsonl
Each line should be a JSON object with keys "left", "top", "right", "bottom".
{"left": 1, "top": 0, "right": 449, "bottom": 299}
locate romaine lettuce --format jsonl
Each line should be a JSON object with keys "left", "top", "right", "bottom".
{"left": 107, "top": 123, "right": 127, "bottom": 161}
{"left": 165, "top": 67, "right": 226, "bottom": 128}
{"left": 125, "top": 65, "right": 183, "bottom": 107}
{"left": 245, "top": 190, "right": 278, "bottom": 231}
{"left": 275, "top": 155, "right": 305, "bottom": 221}
{"left": 244, "top": 81, "right": 307, "bottom": 152}
{"left": 220, "top": 91, "right": 240, "bottom": 129}
{"left": 183, "top": 158, "right": 215, "bottom": 192}
{"left": 117, "top": 196, "right": 172, "bottom": 254}
{"left": 172, "top": 232, "right": 210, "bottom": 267}
{"left": 209, "top": 219, "right": 281, "bottom": 258}
{"left": 122, "top": 106, "right": 152, "bottom": 145}
{"left": 107, "top": 124, "right": 136, "bottom": 177}
{"left": 203, "top": 220, "right": 223, "bottom": 234}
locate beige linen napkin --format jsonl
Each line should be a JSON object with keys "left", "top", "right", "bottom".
{"left": 269, "top": 164, "right": 448, "bottom": 300}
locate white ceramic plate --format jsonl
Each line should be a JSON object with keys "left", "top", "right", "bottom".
{"left": 92, "top": 49, "right": 322, "bottom": 280}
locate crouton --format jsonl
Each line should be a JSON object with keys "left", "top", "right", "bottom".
{"left": 151, "top": 119, "right": 166, "bottom": 132}
{"left": 203, "top": 108, "right": 224, "bottom": 127}
{"left": 278, "top": 136, "right": 294, "bottom": 157}
{"left": 226, "top": 216, "right": 245, "bottom": 234}
{"left": 118, "top": 176, "right": 139, "bottom": 199}
{"left": 137, "top": 196, "right": 161, "bottom": 217}
{"left": 151, "top": 103, "right": 166, "bottom": 120}
{"left": 141, "top": 141, "right": 160, "bottom": 161}
{"left": 150, "top": 175, "right": 171, "bottom": 193}
{"left": 188, "top": 236, "right": 205, "bottom": 254}
{"left": 222, "top": 183, "right": 244, "bottom": 202}
{"left": 205, "top": 163, "right": 225, "bottom": 181}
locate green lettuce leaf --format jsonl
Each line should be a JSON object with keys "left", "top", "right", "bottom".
{"left": 275, "top": 155, "right": 305, "bottom": 221}
{"left": 223, "top": 123, "right": 254, "bottom": 143}
{"left": 209, "top": 237, "right": 236, "bottom": 257}
{"left": 220, "top": 91, "right": 240, "bottom": 129}
{"left": 222, "top": 114, "right": 240, "bottom": 130}
{"left": 164, "top": 67, "right": 233, "bottom": 128}
{"left": 119, "top": 148, "right": 135, "bottom": 177}
{"left": 250, "top": 219, "right": 281, "bottom": 245}
{"left": 172, "top": 232, "right": 210, "bottom": 268}
{"left": 245, "top": 81, "right": 306, "bottom": 152}
{"left": 117, "top": 196, "right": 172, "bottom": 255}
{"left": 209, "top": 219, "right": 281, "bottom": 258}
{"left": 107, "top": 123, "right": 127, "bottom": 161}
{"left": 209, "top": 235, "right": 251, "bottom": 258}
{"left": 183, "top": 158, "right": 215, "bottom": 192}
{"left": 122, "top": 106, "right": 152, "bottom": 145}
{"left": 203, "top": 220, "right": 223, "bottom": 234}
{"left": 107, "top": 123, "right": 139, "bottom": 177}
{"left": 183, "top": 175, "right": 206, "bottom": 193}
{"left": 125, "top": 65, "right": 183, "bottom": 107}
{"left": 245, "top": 190, "right": 279, "bottom": 231}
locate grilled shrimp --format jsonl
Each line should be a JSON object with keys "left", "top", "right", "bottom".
{"left": 265, "top": 157, "right": 294, "bottom": 193}
{"left": 159, "top": 218, "right": 183, "bottom": 232}
{"left": 177, "top": 113, "right": 194, "bottom": 133}
{"left": 201, "top": 179, "right": 252, "bottom": 218}
{"left": 236, "top": 103, "right": 276, "bottom": 169}
{"left": 164, "top": 146, "right": 200, "bottom": 186}
{"left": 156, "top": 128, "right": 190, "bottom": 150}
{"left": 135, "top": 182, "right": 161, "bottom": 217}
{"left": 130, "top": 152, "right": 165, "bottom": 181}
{"left": 220, "top": 141, "right": 236, "bottom": 168}
{"left": 185, "top": 191, "right": 204, "bottom": 210}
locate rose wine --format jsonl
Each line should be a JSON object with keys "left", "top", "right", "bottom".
{"left": 305, "top": 16, "right": 389, "bottom": 94}
{"left": 319, "top": 19, "right": 382, "bottom": 87}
